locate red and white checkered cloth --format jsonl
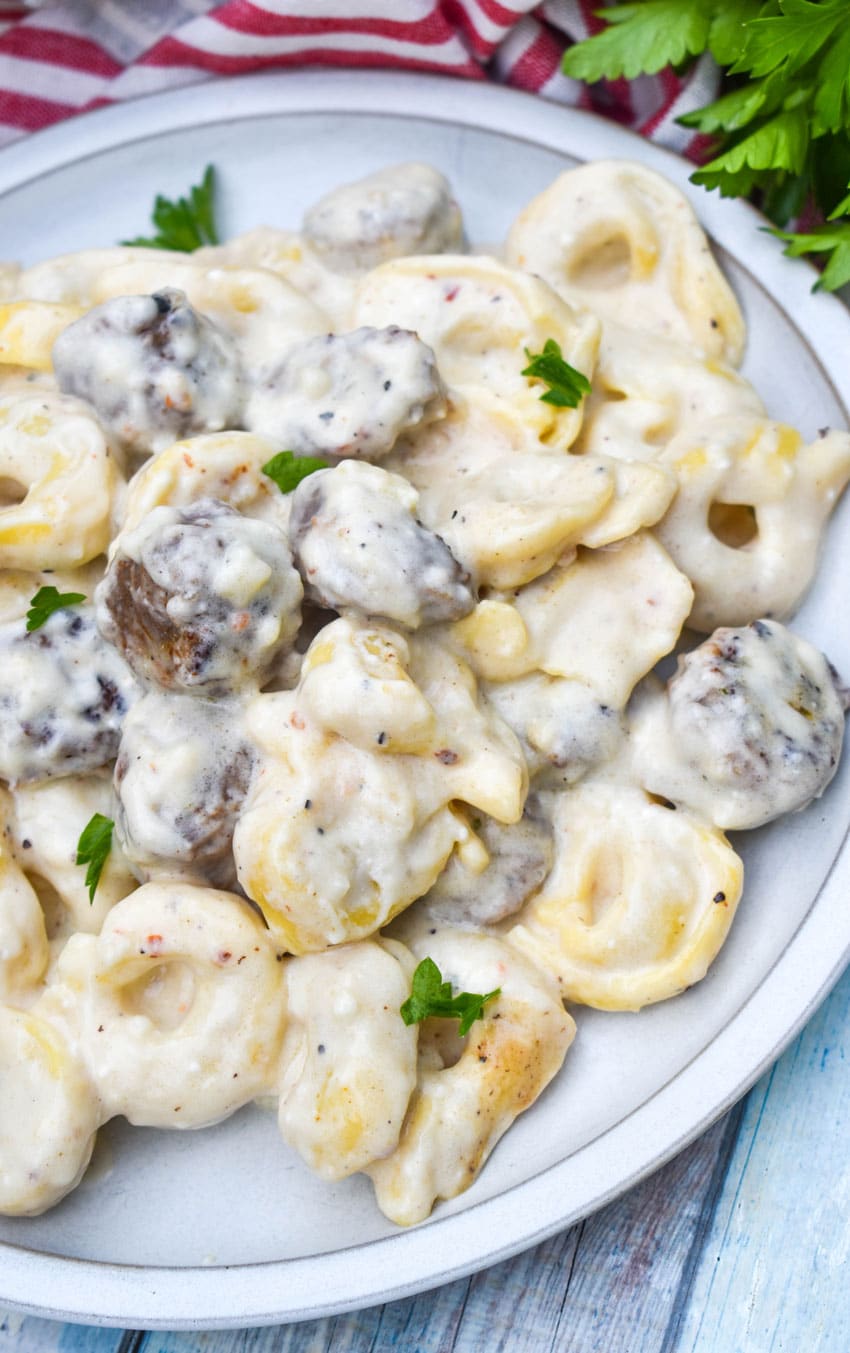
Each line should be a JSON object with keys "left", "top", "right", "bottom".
{"left": 0, "top": 0, "right": 719, "bottom": 155}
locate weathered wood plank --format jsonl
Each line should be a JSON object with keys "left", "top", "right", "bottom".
{"left": 671, "top": 964, "right": 850, "bottom": 1353}
{"left": 0, "top": 1310, "right": 127, "bottom": 1353}
{"left": 493, "top": 1109, "right": 741, "bottom": 1353}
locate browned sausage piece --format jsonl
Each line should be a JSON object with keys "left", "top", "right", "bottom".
{"left": 52, "top": 288, "right": 243, "bottom": 462}
{"left": 96, "top": 498, "right": 302, "bottom": 694}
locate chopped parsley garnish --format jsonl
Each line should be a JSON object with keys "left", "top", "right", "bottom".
{"left": 76, "top": 813, "right": 114, "bottom": 904}
{"left": 122, "top": 165, "right": 219, "bottom": 251}
{"left": 262, "top": 450, "right": 329, "bottom": 494}
{"left": 25, "top": 585, "right": 86, "bottom": 633}
{"left": 400, "top": 957, "right": 500, "bottom": 1037}
{"left": 522, "top": 339, "right": 591, "bottom": 408}
{"left": 561, "top": 0, "right": 850, "bottom": 292}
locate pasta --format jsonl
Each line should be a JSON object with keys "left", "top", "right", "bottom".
{"left": 0, "top": 156, "right": 846, "bottom": 1227}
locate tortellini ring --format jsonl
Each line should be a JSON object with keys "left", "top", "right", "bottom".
{"left": 366, "top": 930, "right": 575, "bottom": 1226}
{"left": 575, "top": 323, "right": 764, "bottom": 465}
{"left": 506, "top": 161, "right": 745, "bottom": 365}
{"left": 118, "top": 430, "right": 289, "bottom": 536}
{"left": 0, "top": 829, "right": 49, "bottom": 1001}
{"left": 0, "top": 300, "right": 85, "bottom": 371}
{"left": 355, "top": 253, "right": 600, "bottom": 447}
{"left": 10, "top": 776, "right": 137, "bottom": 937}
{"left": 277, "top": 938, "right": 417, "bottom": 1179}
{"left": 0, "top": 1005, "right": 101, "bottom": 1216}
{"left": 654, "top": 420, "right": 850, "bottom": 630}
{"left": 453, "top": 532, "right": 693, "bottom": 707}
{"left": 56, "top": 882, "right": 286, "bottom": 1128}
{"left": 507, "top": 784, "right": 744, "bottom": 1011}
{"left": 0, "top": 390, "right": 116, "bottom": 569}
{"left": 235, "top": 619, "right": 527, "bottom": 954}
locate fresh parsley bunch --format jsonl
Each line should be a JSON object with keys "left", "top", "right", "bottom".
{"left": 562, "top": 0, "right": 850, "bottom": 291}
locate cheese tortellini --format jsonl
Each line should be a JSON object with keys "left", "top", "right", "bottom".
{"left": 0, "top": 155, "right": 846, "bottom": 1230}
{"left": 506, "top": 784, "right": 743, "bottom": 1011}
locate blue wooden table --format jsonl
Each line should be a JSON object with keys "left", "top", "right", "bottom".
{"left": 2, "top": 962, "right": 848, "bottom": 1353}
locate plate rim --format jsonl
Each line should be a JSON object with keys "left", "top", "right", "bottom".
{"left": 1, "top": 67, "right": 849, "bottom": 1330}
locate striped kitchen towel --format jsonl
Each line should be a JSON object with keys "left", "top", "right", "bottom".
{"left": 0, "top": 0, "right": 720, "bottom": 154}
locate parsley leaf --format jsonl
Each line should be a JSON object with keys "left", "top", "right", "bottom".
{"left": 76, "top": 813, "right": 114, "bottom": 905}
{"left": 25, "top": 585, "right": 86, "bottom": 633}
{"left": 768, "top": 222, "right": 850, "bottom": 291}
{"left": 561, "top": 0, "right": 850, "bottom": 292}
{"left": 400, "top": 957, "right": 500, "bottom": 1037}
{"left": 522, "top": 339, "right": 591, "bottom": 409}
{"left": 812, "top": 27, "right": 850, "bottom": 136}
{"left": 707, "top": 0, "right": 763, "bottom": 65}
{"left": 678, "top": 77, "right": 775, "bottom": 134}
{"left": 731, "top": 0, "right": 846, "bottom": 80}
{"left": 691, "top": 106, "right": 809, "bottom": 195}
{"left": 262, "top": 450, "right": 329, "bottom": 494}
{"left": 562, "top": 0, "right": 712, "bottom": 81}
{"left": 122, "top": 165, "right": 219, "bottom": 252}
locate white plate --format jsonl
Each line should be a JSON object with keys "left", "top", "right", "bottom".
{"left": 0, "top": 70, "right": 849, "bottom": 1331}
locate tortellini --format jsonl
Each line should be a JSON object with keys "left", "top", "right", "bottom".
{"left": 576, "top": 321, "right": 763, "bottom": 463}
{"left": 0, "top": 153, "right": 846, "bottom": 1231}
{"left": 0, "top": 389, "right": 117, "bottom": 570}
{"left": 506, "top": 161, "right": 745, "bottom": 365}
{"left": 653, "top": 420, "right": 850, "bottom": 630}
{"left": 234, "top": 618, "right": 527, "bottom": 953}
{"left": 0, "top": 829, "right": 48, "bottom": 1001}
{"left": 355, "top": 254, "right": 599, "bottom": 447}
{"left": 507, "top": 785, "right": 743, "bottom": 1011}
{"left": 0, "top": 1005, "right": 100, "bottom": 1215}
{"left": 450, "top": 533, "right": 692, "bottom": 779}
{"left": 119, "top": 430, "right": 288, "bottom": 533}
{"left": 9, "top": 774, "right": 136, "bottom": 935}
{"left": 42, "top": 882, "right": 286, "bottom": 1129}
{"left": 277, "top": 939, "right": 418, "bottom": 1178}
{"left": 366, "top": 930, "right": 575, "bottom": 1226}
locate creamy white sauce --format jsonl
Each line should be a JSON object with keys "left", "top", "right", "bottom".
{"left": 245, "top": 325, "right": 446, "bottom": 460}
{"left": 0, "top": 156, "right": 847, "bottom": 1228}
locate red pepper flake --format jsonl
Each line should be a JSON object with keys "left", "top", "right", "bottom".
{"left": 435, "top": 748, "right": 459, "bottom": 765}
{"left": 444, "top": 285, "right": 460, "bottom": 302}
{"left": 216, "top": 950, "right": 233, "bottom": 963}
{"left": 182, "top": 451, "right": 195, "bottom": 468}
{"left": 290, "top": 711, "right": 305, "bottom": 730}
